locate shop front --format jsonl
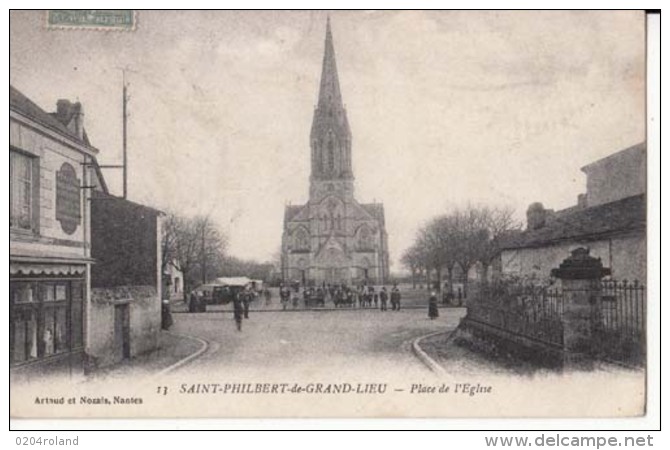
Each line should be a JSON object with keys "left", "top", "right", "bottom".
{"left": 10, "top": 261, "right": 89, "bottom": 379}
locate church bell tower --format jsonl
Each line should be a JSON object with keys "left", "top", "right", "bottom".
{"left": 281, "top": 17, "right": 390, "bottom": 286}
{"left": 309, "top": 18, "right": 354, "bottom": 202}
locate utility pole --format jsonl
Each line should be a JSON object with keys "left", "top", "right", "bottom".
{"left": 201, "top": 222, "right": 207, "bottom": 285}
{"left": 122, "top": 70, "right": 128, "bottom": 199}
{"left": 87, "top": 68, "right": 132, "bottom": 198}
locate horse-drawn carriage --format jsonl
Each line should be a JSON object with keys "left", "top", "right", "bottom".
{"left": 190, "top": 277, "right": 256, "bottom": 312}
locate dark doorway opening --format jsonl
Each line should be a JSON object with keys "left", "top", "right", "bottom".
{"left": 114, "top": 304, "right": 130, "bottom": 360}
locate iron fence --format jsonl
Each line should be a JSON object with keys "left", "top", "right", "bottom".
{"left": 597, "top": 279, "right": 646, "bottom": 367}
{"left": 467, "top": 279, "right": 646, "bottom": 367}
{"left": 467, "top": 282, "right": 564, "bottom": 348}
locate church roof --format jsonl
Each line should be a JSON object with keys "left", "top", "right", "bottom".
{"left": 284, "top": 199, "right": 386, "bottom": 225}
{"left": 361, "top": 203, "right": 386, "bottom": 224}
{"left": 284, "top": 204, "right": 305, "bottom": 223}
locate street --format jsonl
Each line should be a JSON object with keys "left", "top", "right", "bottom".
{"left": 170, "top": 305, "right": 466, "bottom": 380}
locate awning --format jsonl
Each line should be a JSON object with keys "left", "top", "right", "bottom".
{"left": 10, "top": 262, "right": 86, "bottom": 277}
{"left": 212, "top": 276, "right": 253, "bottom": 287}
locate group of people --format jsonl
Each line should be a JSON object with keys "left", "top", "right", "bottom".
{"left": 190, "top": 281, "right": 443, "bottom": 333}
{"left": 277, "top": 283, "right": 403, "bottom": 311}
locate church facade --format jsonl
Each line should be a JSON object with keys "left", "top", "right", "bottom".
{"left": 281, "top": 20, "right": 390, "bottom": 286}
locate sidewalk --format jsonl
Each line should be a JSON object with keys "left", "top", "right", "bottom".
{"left": 86, "top": 330, "right": 204, "bottom": 381}
{"left": 418, "top": 330, "right": 538, "bottom": 376}
{"left": 418, "top": 329, "right": 637, "bottom": 376}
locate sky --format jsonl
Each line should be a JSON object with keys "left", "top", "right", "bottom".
{"left": 9, "top": 10, "right": 646, "bottom": 270}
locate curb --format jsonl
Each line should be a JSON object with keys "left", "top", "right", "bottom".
{"left": 411, "top": 330, "right": 451, "bottom": 376}
{"left": 156, "top": 331, "right": 209, "bottom": 376}
{"left": 172, "top": 306, "right": 466, "bottom": 314}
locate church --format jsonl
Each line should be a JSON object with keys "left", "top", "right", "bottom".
{"left": 281, "top": 19, "right": 390, "bottom": 286}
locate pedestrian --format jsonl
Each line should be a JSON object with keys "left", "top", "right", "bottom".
{"left": 292, "top": 290, "right": 299, "bottom": 309}
{"left": 380, "top": 287, "right": 388, "bottom": 311}
{"left": 303, "top": 288, "right": 310, "bottom": 309}
{"left": 189, "top": 291, "right": 198, "bottom": 313}
{"left": 161, "top": 298, "right": 173, "bottom": 329}
{"left": 391, "top": 285, "right": 401, "bottom": 311}
{"left": 264, "top": 288, "right": 272, "bottom": 306}
{"left": 428, "top": 291, "right": 439, "bottom": 320}
{"left": 280, "top": 287, "right": 289, "bottom": 310}
{"left": 241, "top": 286, "right": 251, "bottom": 319}
{"left": 232, "top": 294, "right": 244, "bottom": 331}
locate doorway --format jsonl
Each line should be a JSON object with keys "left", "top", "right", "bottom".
{"left": 114, "top": 304, "right": 130, "bottom": 360}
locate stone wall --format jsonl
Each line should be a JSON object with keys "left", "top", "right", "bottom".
{"left": 500, "top": 233, "right": 645, "bottom": 282}
{"left": 88, "top": 286, "right": 159, "bottom": 370}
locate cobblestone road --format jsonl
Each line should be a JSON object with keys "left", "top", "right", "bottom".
{"left": 171, "top": 307, "right": 466, "bottom": 379}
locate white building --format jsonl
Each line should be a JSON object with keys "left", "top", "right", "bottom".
{"left": 498, "top": 143, "right": 646, "bottom": 282}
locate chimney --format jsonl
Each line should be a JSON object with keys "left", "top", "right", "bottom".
{"left": 526, "top": 202, "right": 547, "bottom": 230}
{"left": 577, "top": 193, "right": 588, "bottom": 209}
{"left": 55, "top": 99, "right": 85, "bottom": 140}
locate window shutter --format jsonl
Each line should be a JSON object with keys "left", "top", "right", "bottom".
{"left": 31, "top": 157, "right": 40, "bottom": 234}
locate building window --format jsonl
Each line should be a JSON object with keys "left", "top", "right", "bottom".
{"left": 10, "top": 150, "right": 38, "bottom": 232}
{"left": 359, "top": 226, "right": 373, "bottom": 250}
{"left": 327, "top": 139, "right": 335, "bottom": 173}
{"left": 10, "top": 279, "right": 85, "bottom": 365}
{"left": 295, "top": 228, "right": 309, "bottom": 250}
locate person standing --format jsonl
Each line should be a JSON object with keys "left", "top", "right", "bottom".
{"left": 391, "top": 285, "right": 401, "bottom": 311}
{"left": 428, "top": 291, "right": 439, "bottom": 320}
{"left": 346, "top": 289, "right": 354, "bottom": 308}
{"left": 303, "top": 288, "right": 310, "bottom": 309}
{"left": 241, "top": 286, "right": 251, "bottom": 319}
{"left": 292, "top": 290, "right": 299, "bottom": 309}
{"left": 232, "top": 294, "right": 244, "bottom": 331}
{"left": 379, "top": 287, "right": 388, "bottom": 311}
{"left": 280, "top": 286, "right": 289, "bottom": 310}
{"left": 189, "top": 291, "right": 198, "bottom": 313}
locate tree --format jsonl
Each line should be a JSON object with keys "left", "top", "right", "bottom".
{"left": 404, "top": 204, "right": 520, "bottom": 297}
{"left": 162, "top": 212, "right": 227, "bottom": 301}
{"left": 401, "top": 244, "right": 425, "bottom": 289}
{"left": 192, "top": 215, "right": 228, "bottom": 285}
{"left": 477, "top": 205, "right": 520, "bottom": 279}
{"left": 449, "top": 205, "right": 520, "bottom": 296}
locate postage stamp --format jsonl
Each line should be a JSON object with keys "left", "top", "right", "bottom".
{"left": 9, "top": 10, "right": 654, "bottom": 423}
{"left": 46, "top": 10, "right": 136, "bottom": 31}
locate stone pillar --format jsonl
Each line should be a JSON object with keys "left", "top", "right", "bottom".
{"left": 551, "top": 248, "right": 611, "bottom": 369}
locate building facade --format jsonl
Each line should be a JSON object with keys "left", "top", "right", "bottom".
{"left": 10, "top": 86, "right": 94, "bottom": 377}
{"left": 10, "top": 85, "right": 163, "bottom": 377}
{"left": 498, "top": 143, "right": 646, "bottom": 282}
{"left": 89, "top": 190, "right": 162, "bottom": 369}
{"left": 281, "top": 20, "right": 390, "bottom": 286}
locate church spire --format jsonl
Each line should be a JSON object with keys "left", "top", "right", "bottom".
{"left": 310, "top": 18, "right": 353, "bottom": 196}
{"left": 317, "top": 16, "right": 343, "bottom": 109}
